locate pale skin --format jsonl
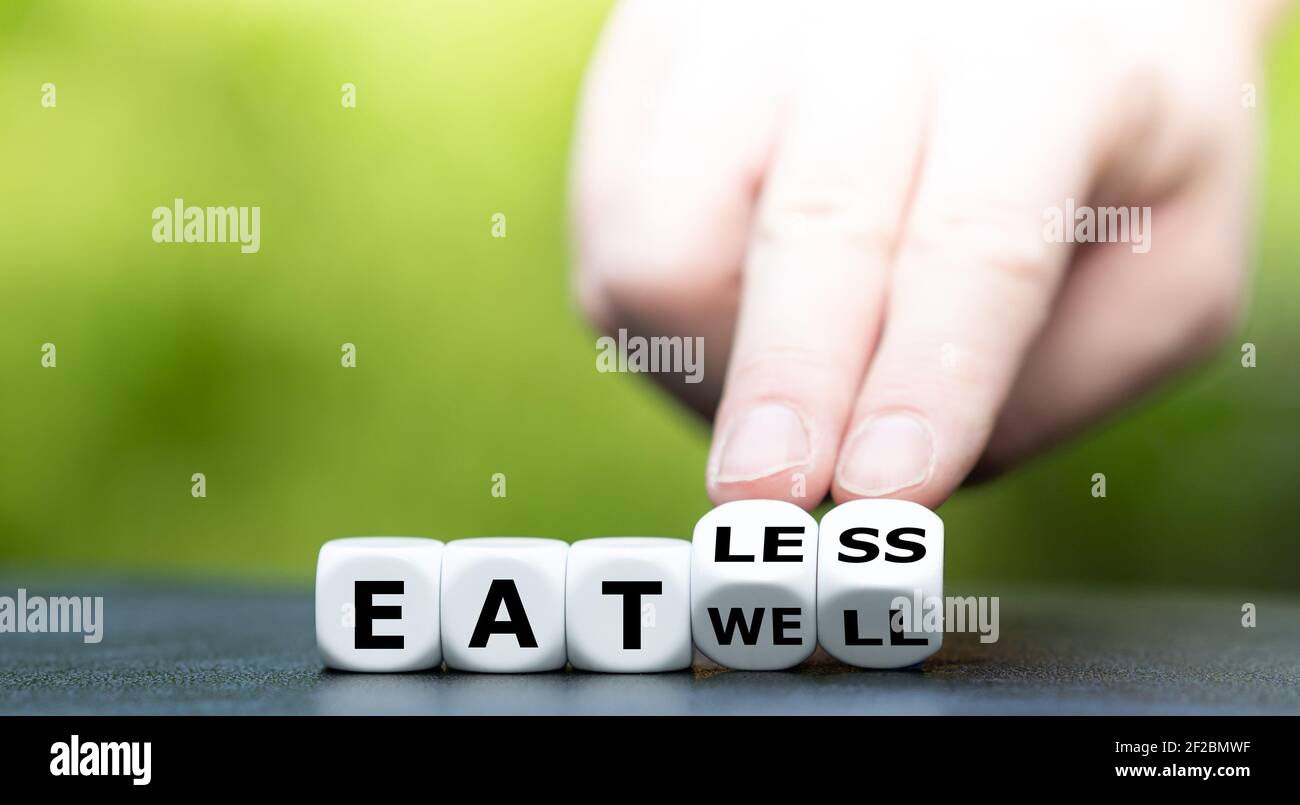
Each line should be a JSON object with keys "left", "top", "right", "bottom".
{"left": 572, "top": 0, "right": 1293, "bottom": 511}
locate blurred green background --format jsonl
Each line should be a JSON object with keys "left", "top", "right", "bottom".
{"left": 2, "top": 1, "right": 1297, "bottom": 590}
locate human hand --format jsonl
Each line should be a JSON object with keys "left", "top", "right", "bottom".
{"left": 572, "top": 0, "right": 1284, "bottom": 509}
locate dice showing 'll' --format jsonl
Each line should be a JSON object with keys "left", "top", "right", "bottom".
{"left": 566, "top": 537, "right": 692, "bottom": 673}
{"left": 817, "top": 499, "right": 944, "bottom": 669}
{"left": 691, "top": 500, "right": 819, "bottom": 670}
{"left": 315, "top": 537, "right": 444, "bottom": 672}
{"left": 441, "top": 538, "right": 568, "bottom": 673}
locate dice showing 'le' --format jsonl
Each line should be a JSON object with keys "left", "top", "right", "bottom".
{"left": 690, "top": 500, "right": 819, "bottom": 671}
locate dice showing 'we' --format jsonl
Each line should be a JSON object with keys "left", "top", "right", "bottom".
{"left": 315, "top": 499, "right": 943, "bottom": 674}
{"left": 690, "top": 500, "right": 819, "bottom": 671}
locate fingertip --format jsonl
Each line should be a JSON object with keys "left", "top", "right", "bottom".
{"left": 831, "top": 411, "right": 936, "bottom": 497}
{"left": 707, "top": 471, "right": 823, "bottom": 511}
{"left": 828, "top": 479, "right": 954, "bottom": 511}
{"left": 829, "top": 411, "right": 962, "bottom": 508}
{"left": 704, "top": 402, "right": 829, "bottom": 510}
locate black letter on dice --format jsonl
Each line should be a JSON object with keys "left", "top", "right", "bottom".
{"left": 889, "top": 608, "right": 929, "bottom": 646}
{"left": 714, "top": 526, "right": 754, "bottom": 562}
{"left": 885, "top": 527, "right": 926, "bottom": 563}
{"left": 763, "top": 526, "right": 805, "bottom": 562}
{"left": 355, "top": 580, "right": 404, "bottom": 649}
{"left": 601, "top": 580, "right": 663, "bottom": 650}
{"left": 469, "top": 579, "right": 539, "bottom": 648}
{"left": 772, "top": 607, "right": 803, "bottom": 645}
{"left": 837, "top": 527, "right": 880, "bottom": 563}
{"left": 708, "top": 607, "right": 765, "bottom": 645}
{"left": 843, "top": 610, "right": 883, "bottom": 646}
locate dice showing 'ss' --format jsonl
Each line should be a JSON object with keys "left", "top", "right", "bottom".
{"left": 315, "top": 537, "right": 445, "bottom": 672}
{"left": 817, "top": 499, "right": 944, "bottom": 668}
{"left": 566, "top": 537, "right": 692, "bottom": 673}
{"left": 691, "top": 500, "right": 819, "bottom": 670}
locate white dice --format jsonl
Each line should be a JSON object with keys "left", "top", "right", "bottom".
{"left": 817, "top": 499, "right": 944, "bottom": 668}
{"left": 440, "top": 538, "right": 569, "bottom": 673}
{"left": 315, "top": 537, "right": 444, "bottom": 672}
{"left": 691, "top": 500, "right": 819, "bottom": 670}
{"left": 316, "top": 502, "right": 946, "bottom": 674}
{"left": 566, "top": 537, "right": 692, "bottom": 673}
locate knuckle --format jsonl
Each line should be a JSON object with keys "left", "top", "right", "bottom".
{"left": 906, "top": 205, "right": 1057, "bottom": 290}
{"left": 732, "top": 343, "right": 841, "bottom": 377}
{"left": 979, "top": 241, "right": 1056, "bottom": 290}
{"left": 754, "top": 193, "right": 897, "bottom": 264}
{"left": 728, "top": 343, "right": 855, "bottom": 399}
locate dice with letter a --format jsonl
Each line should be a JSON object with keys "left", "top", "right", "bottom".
{"left": 441, "top": 537, "right": 569, "bottom": 673}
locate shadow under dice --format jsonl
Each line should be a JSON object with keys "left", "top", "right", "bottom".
{"left": 817, "top": 499, "right": 944, "bottom": 669}
{"left": 441, "top": 538, "right": 568, "bottom": 673}
{"left": 691, "top": 500, "right": 819, "bottom": 670}
{"left": 315, "top": 537, "right": 445, "bottom": 672}
{"left": 566, "top": 537, "right": 692, "bottom": 673}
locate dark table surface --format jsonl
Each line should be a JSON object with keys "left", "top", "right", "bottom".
{"left": 1, "top": 577, "right": 1297, "bottom": 715}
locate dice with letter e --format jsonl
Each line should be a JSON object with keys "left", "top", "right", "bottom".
{"left": 315, "top": 537, "right": 444, "bottom": 672}
{"left": 691, "top": 500, "right": 818, "bottom": 670}
{"left": 817, "top": 499, "right": 944, "bottom": 668}
{"left": 441, "top": 538, "right": 568, "bottom": 673}
{"left": 566, "top": 537, "right": 692, "bottom": 673}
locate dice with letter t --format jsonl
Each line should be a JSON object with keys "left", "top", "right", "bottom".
{"left": 566, "top": 537, "right": 692, "bottom": 673}
{"left": 315, "top": 537, "right": 444, "bottom": 672}
{"left": 817, "top": 499, "right": 944, "bottom": 668}
{"left": 691, "top": 500, "right": 819, "bottom": 670}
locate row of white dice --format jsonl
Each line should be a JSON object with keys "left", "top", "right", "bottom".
{"left": 316, "top": 498, "right": 943, "bottom": 673}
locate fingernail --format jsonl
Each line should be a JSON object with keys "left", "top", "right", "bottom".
{"left": 711, "top": 404, "right": 811, "bottom": 484}
{"left": 837, "top": 413, "right": 934, "bottom": 497}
